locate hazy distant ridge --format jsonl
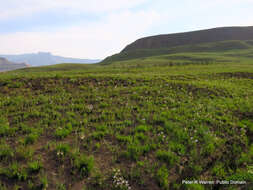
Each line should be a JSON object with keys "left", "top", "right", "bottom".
{"left": 0, "top": 52, "right": 100, "bottom": 66}
{"left": 0, "top": 57, "right": 28, "bottom": 72}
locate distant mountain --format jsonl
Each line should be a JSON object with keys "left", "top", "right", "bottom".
{"left": 0, "top": 57, "right": 28, "bottom": 72}
{"left": 122, "top": 26, "right": 253, "bottom": 52}
{"left": 0, "top": 52, "right": 100, "bottom": 66}
{"left": 102, "top": 26, "right": 253, "bottom": 64}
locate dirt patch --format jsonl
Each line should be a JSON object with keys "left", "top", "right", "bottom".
{"left": 169, "top": 82, "right": 231, "bottom": 97}
{"left": 6, "top": 77, "right": 147, "bottom": 91}
{"left": 235, "top": 111, "right": 253, "bottom": 120}
{"left": 215, "top": 72, "right": 253, "bottom": 79}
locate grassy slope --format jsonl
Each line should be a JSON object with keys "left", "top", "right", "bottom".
{"left": 101, "top": 40, "right": 253, "bottom": 64}
{"left": 122, "top": 26, "right": 253, "bottom": 52}
{"left": 0, "top": 48, "right": 253, "bottom": 190}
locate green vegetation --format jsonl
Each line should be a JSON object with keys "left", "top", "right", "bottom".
{"left": 0, "top": 44, "right": 253, "bottom": 189}
{"left": 101, "top": 40, "right": 253, "bottom": 64}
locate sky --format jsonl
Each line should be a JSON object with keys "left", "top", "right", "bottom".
{"left": 0, "top": 0, "right": 252, "bottom": 59}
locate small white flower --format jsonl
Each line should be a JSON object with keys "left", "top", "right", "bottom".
{"left": 80, "top": 135, "right": 85, "bottom": 140}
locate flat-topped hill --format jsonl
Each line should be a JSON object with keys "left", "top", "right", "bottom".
{"left": 122, "top": 26, "right": 253, "bottom": 52}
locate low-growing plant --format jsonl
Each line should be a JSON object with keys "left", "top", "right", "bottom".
{"left": 134, "top": 125, "right": 149, "bottom": 133}
{"left": 124, "top": 143, "right": 150, "bottom": 161}
{"left": 134, "top": 132, "right": 147, "bottom": 142}
{"left": 56, "top": 183, "right": 67, "bottom": 190}
{"left": 156, "top": 150, "right": 179, "bottom": 167}
{"left": 56, "top": 143, "right": 71, "bottom": 158}
{"left": 27, "top": 160, "right": 43, "bottom": 174}
{"left": 212, "top": 162, "right": 226, "bottom": 178}
{"left": 156, "top": 165, "right": 169, "bottom": 190}
{"left": 88, "top": 171, "right": 107, "bottom": 189}
{"left": 24, "top": 133, "right": 39, "bottom": 145}
{"left": 169, "top": 142, "right": 186, "bottom": 155}
{"left": 0, "top": 117, "right": 10, "bottom": 136}
{"left": 112, "top": 168, "right": 131, "bottom": 190}
{"left": 0, "top": 143, "right": 14, "bottom": 160}
{"left": 16, "top": 146, "right": 34, "bottom": 161}
{"left": 92, "top": 131, "right": 106, "bottom": 141}
{"left": 73, "top": 154, "right": 94, "bottom": 178}
{"left": 39, "top": 173, "right": 48, "bottom": 190}
{"left": 0, "top": 162, "right": 28, "bottom": 181}
{"left": 0, "top": 183, "right": 7, "bottom": 190}
{"left": 55, "top": 123, "right": 73, "bottom": 139}
{"left": 183, "top": 184, "right": 205, "bottom": 190}
{"left": 201, "top": 142, "right": 215, "bottom": 156}
{"left": 187, "top": 162, "right": 203, "bottom": 177}
{"left": 116, "top": 134, "right": 132, "bottom": 144}
{"left": 129, "top": 166, "right": 145, "bottom": 186}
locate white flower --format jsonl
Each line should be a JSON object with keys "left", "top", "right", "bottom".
{"left": 80, "top": 135, "right": 85, "bottom": 140}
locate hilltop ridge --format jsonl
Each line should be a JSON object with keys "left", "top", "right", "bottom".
{"left": 122, "top": 26, "right": 253, "bottom": 52}
{"left": 101, "top": 26, "right": 253, "bottom": 64}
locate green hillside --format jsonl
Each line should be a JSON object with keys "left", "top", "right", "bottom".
{"left": 101, "top": 40, "right": 253, "bottom": 64}
{"left": 1, "top": 54, "right": 253, "bottom": 190}
{"left": 122, "top": 26, "right": 253, "bottom": 52}
{"left": 1, "top": 28, "right": 253, "bottom": 190}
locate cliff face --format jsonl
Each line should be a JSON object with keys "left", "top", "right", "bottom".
{"left": 122, "top": 26, "right": 253, "bottom": 52}
{"left": 0, "top": 57, "right": 28, "bottom": 72}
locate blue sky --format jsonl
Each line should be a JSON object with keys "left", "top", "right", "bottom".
{"left": 0, "top": 0, "right": 252, "bottom": 59}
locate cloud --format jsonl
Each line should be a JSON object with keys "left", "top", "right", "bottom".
{"left": 0, "top": 0, "right": 148, "bottom": 20}
{"left": 1, "top": 0, "right": 251, "bottom": 58}
{"left": 0, "top": 10, "right": 160, "bottom": 59}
